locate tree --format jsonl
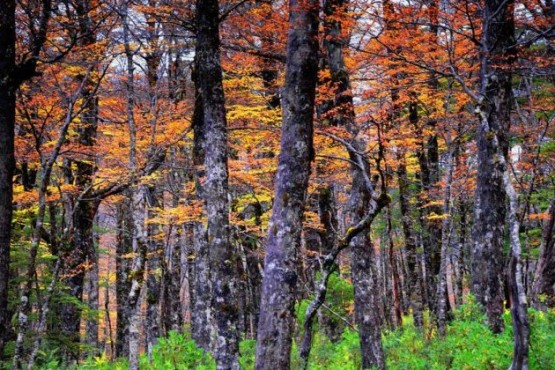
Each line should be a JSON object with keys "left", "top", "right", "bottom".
{"left": 195, "top": 0, "right": 240, "bottom": 366}
{"left": 0, "top": 0, "right": 52, "bottom": 357}
{"left": 255, "top": 0, "right": 319, "bottom": 367}
{"left": 471, "top": 0, "right": 516, "bottom": 334}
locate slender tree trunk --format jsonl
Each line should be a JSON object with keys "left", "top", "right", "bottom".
{"left": 128, "top": 186, "right": 149, "bottom": 370}
{"left": 161, "top": 230, "right": 183, "bottom": 333}
{"left": 115, "top": 197, "right": 132, "bottom": 358}
{"left": 505, "top": 170, "right": 530, "bottom": 370}
{"left": 436, "top": 150, "right": 454, "bottom": 336}
{"left": 85, "top": 234, "right": 100, "bottom": 352}
{"left": 386, "top": 206, "right": 403, "bottom": 327}
{"left": 397, "top": 159, "right": 424, "bottom": 328}
{"left": 60, "top": 0, "right": 99, "bottom": 355}
{"left": 123, "top": 5, "right": 145, "bottom": 368}
{"left": 254, "top": 0, "right": 319, "bottom": 366}
{"left": 349, "top": 155, "right": 385, "bottom": 369}
{"left": 532, "top": 198, "right": 555, "bottom": 309}
{"left": 146, "top": 188, "right": 162, "bottom": 356}
{"left": 315, "top": 187, "right": 341, "bottom": 340}
{"left": 471, "top": 0, "right": 515, "bottom": 334}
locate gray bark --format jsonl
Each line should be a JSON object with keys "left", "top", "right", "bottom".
{"left": 195, "top": 0, "right": 240, "bottom": 366}
{"left": 397, "top": 158, "right": 424, "bottom": 328}
{"left": 146, "top": 188, "right": 162, "bottom": 356}
{"left": 60, "top": 1, "right": 99, "bottom": 356}
{"left": 532, "top": 198, "right": 555, "bottom": 309}
{"left": 115, "top": 197, "right": 132, "bottom": 358}
{"left": 254, "top": 0, "right": 319, "bottom": 367}
{"left": 505, "top": 170, "right": 530, "bottom": 370}
{"left": 349, "top": 151, "right": 386, "bottom": 370}
{"left": 471, "top": 0, "right": 515, "bottom": 334}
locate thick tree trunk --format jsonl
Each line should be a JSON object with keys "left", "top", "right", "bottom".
{"left": 532, "top": 198, "right": 555, "bottom": 309}
{"left": 195, "top": 0, "right": 240, "bottom": 366}
{"left": 471, "top": 0, "right": 515, "bottom": 334}
{"left": 0, "top": 1, "right": 16, "bottom": 356}
{"left": 254, "top": 0, "right": 319, "bottom": 367}
{"left": 189, "top": 45, "right": 215, "bottom": 352}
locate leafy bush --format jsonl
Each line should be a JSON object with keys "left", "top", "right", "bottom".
{"left": 139, "top": 331, "right": 215, "bottom": 369}
{"left": 69, "top": 300, "right": 555, "bottom": 370}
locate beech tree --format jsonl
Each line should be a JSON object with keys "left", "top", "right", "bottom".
{"left": 255, "top": 0, "right": 319, "bottom": 367}
{"left": 1, "top": 0, "right": 554, "bottom": 368}
{"left": 0, "top": 0, "right": 52, "bottom": 356}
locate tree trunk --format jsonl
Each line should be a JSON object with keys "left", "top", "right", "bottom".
{"left": 190, "top": 45, "right": 214, "bottom": 353}
{"left": 146, "top": 188, "right": 162, "bottom": 356}
{"left": 195, "top": 0, "right": 240, "bottom": 366}
{"left": 532, "top": 198, "right": 555, "bottom": 309}
{"left": 349, "top": 155, "right": 385, "bottom": 369}
{"left": 254, "top": 0, "right": 319, "bottom": 367}
{"left": 436, "top": 150, "right": 454, "bottom": 336}
{"left": 60, "top": 0, "right": 99, "bottom": 356}
{"left": 397, "top": 159, "right": 424, "bottom": 328}
{"left": 505, "top": 170, "right": 530, "bottom": 370}
{"left": 115, "top": 197, "right": 132, "bottom": 358}
{"left": 85, "top": 232, "right": 100, "bottom": 352}
{"left": 0, "top": 1, "right": 16, "bottom": 356}
{"left": 471, "top": 0, "right": 515, "bottom": 334}
{"left": 128, "top": 186, "right": 149, "bottom": 370}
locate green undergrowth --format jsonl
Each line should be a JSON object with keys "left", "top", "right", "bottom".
{"left": 28, "top": 300, "right": 555, "bottom": 369}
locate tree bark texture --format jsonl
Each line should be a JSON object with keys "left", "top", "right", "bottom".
{"left": 115, "top": 197, "right": 132, "bottom": 358}
{"left": 60, "top": 0, "right": 99, "bottom": 355}
{"left": 0, "top": 0, "right": 16, "bottom": 356}
{"left": 190, "top": 60, "right": 214, "bottom": 351}
{"left": 254, "top": 0, "right": 319, "bottom": 367}
{"left": 532, "top": 198, "right": 555, "bottom": 309}
{"left": 146, "top": 188, "right": 162, "bottom": 356}
{"left": 349, "top": 141, "right": 386, "bottom": 370}
{"left": 397, "top": 159, "right": 424, "bottom": 328}
{"left": 471, "top": 0, "right": 515, "bottom": 334}
{"left": 505, "top": 171, "right": 530, "bottom": 370}
{"left": 195, "top": 0, "right": 239, "bottom": 366}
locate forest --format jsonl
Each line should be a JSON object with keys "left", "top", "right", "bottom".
{"left": 0, "top": 0, "right": 554, "bottom": 369}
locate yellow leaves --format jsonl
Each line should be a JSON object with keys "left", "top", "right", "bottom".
{"left": 427, "top": 212, "right": 449, "bottom": 222}
{"left": 13, "top": 186, "right": 39, "bottom": 206}
{"left": 421, "top": 200, "right": 444, "bottom": 209}
{"left": 146, "top": 201, "right": 205, "bottom": 226}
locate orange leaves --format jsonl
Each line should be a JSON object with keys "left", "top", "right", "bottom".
{"left": 147, "top": 201, "right": 205, "bottom": 226}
